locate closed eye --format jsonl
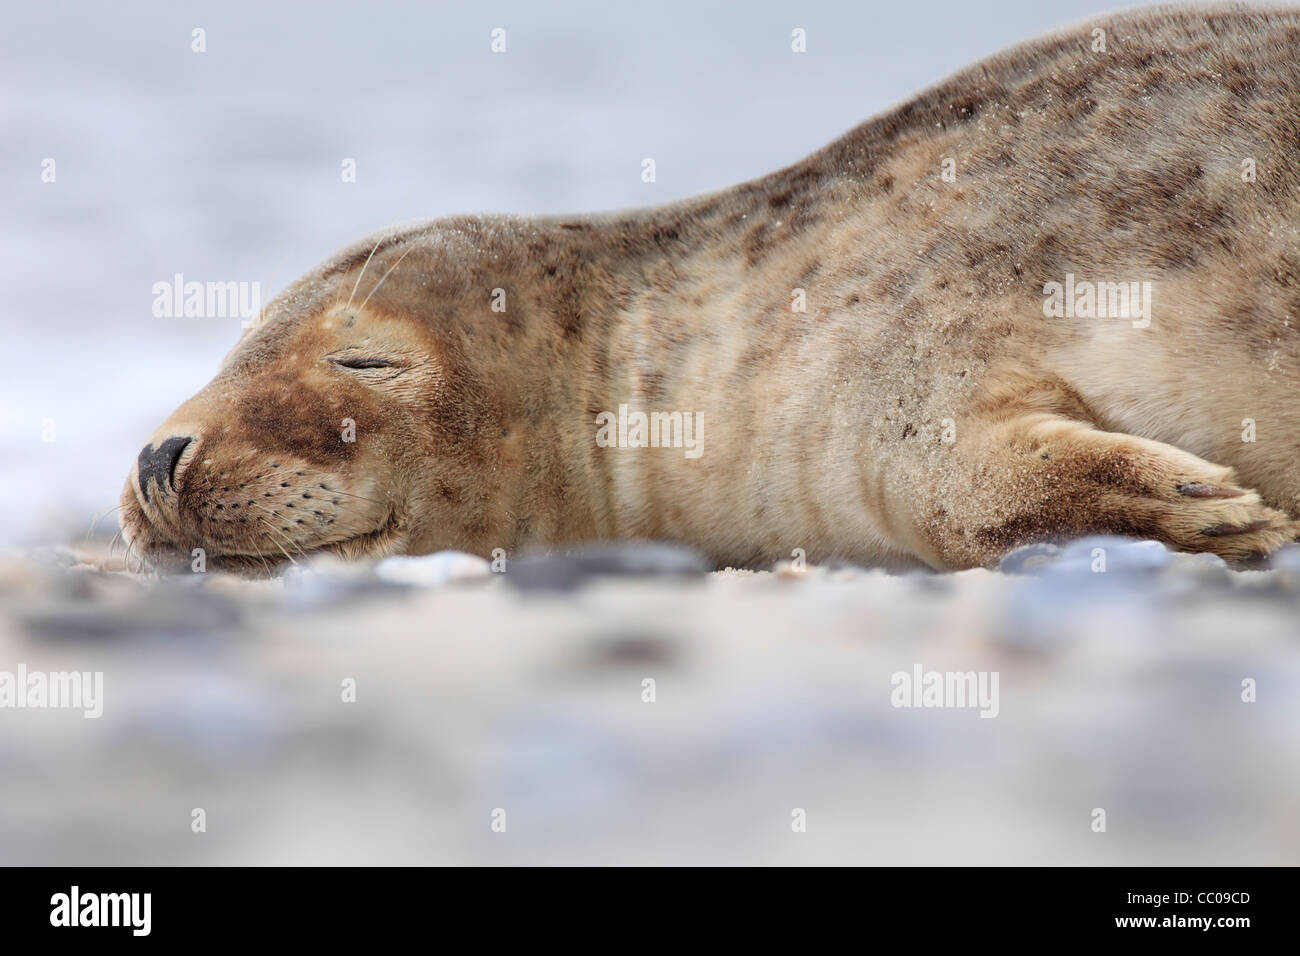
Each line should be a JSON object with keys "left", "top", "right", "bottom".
{"left": 325, "top": 352, "right": 413, "bottom": 383}
{"left": 331, "top": 357, "right": 396, "bottom": 369}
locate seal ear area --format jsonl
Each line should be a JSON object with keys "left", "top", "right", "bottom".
{"left": 324, "top": 348, "right": 415, "bottom": 385}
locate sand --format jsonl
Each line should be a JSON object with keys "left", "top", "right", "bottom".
{"left": 1, "top": 536, "right": 1296, "bottom": 865}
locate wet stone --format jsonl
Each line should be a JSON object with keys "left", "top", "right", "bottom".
{"left": 997, "top": 542, "right": 1061, "bottom": 575}
{"left": 374, "top": 551, "right": 492, "bottom": 588}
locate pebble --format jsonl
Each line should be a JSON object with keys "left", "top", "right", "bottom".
{"left": 374, "top": 551, "right": 492, "bottom": 587}
{"left": 506, "top": 541, "right": 711, "bottom": 592}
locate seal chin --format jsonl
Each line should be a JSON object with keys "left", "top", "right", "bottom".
{"left": 311, "top": 509, "right": 404, "bottom": 562}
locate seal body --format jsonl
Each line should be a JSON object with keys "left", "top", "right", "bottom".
{"left": 121, "top": 4, "right": 1300, "bottom": 572}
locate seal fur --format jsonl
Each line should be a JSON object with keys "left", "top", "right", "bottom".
{"left": 121, "top": 3, "right": 1300, "bottom": 572}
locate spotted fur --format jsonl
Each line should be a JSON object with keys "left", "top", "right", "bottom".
{"left": 122, "top": 4, "right": 1300, "bottom": 572}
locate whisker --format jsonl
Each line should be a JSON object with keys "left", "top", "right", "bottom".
{"left": 123, "top": 533, "right": 142, "bottom": 575}
{"left": 244, "top": 502, "right": 305, "bottom": 554}
{"left": 247, "top": 504, "right": 307, "bottom": 563}
{"left": 323, "top": 487, "right": 388, "bottom": 508}
{"left": 255, "top": 517, "right": 299, "bottom": 567}
{"left": 343, "top": 236, "right": 388, "bottom": 312}
{"left": 85, "top": 503, "right": 123, "bottom": 542}
{"left": 107, "top": 528, "right": 124, "bottom": 564}
{"left": 356, "top": 244, "right": 415, "bottom": 313}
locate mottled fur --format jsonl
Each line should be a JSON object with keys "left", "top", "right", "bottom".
{"left": 122, "top": 4, "right": 1300, "bottom": 571}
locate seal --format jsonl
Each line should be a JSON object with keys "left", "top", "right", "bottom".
{"left": 120, "top": 4, "right": 1300, "bottom": 573}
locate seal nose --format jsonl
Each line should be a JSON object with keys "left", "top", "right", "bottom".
{"left": 137, "top": 435, "right": 193, "bottom": 503}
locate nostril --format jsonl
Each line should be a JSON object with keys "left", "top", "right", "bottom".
{"left": 137, "top": 436, "right": 194, "bottom": 503}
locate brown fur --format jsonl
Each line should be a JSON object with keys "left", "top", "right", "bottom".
{"left": 122, "top": 4, "right": 1300, "bottom": 572}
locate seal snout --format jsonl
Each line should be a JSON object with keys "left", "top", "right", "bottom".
{"left": 121, "top": 420, "right": 407, "bottom": 572}
{"left": 135, "top": 435, "right": 194, "bottom": 503}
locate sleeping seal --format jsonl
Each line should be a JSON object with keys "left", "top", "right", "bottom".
{"left": 120, "top": 4, "right": 1300, "bottom": 572}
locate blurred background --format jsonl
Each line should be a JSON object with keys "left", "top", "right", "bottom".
{"left": 5, "top": 0, "right": 1299, "bottom": 868}
{"left": 1, "top": 0, "right": 1113, "bottom": 547}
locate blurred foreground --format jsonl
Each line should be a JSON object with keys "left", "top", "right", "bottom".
{"left": 1, "top": 536, "right": 1297, "bottom": 865}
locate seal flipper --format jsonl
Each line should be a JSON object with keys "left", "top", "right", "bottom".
{"left": 908, "top": 412, "right": 1299, "bottom": 568}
